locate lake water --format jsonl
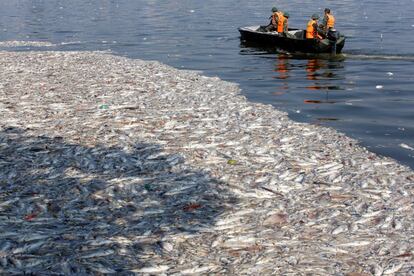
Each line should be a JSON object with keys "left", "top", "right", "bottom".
{"left": 1, "top": 0, "right": 413, "bottom": 168}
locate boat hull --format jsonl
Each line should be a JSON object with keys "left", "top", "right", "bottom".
{"left": 239, "top": 26, "right": 345, "bottom": 54}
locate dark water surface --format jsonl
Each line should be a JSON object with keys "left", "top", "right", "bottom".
{"left": 1, "top": 0, "right": 413, "bottom": 168}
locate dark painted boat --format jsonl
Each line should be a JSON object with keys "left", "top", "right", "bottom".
{"left": 238, "top": 25, "right": 345, "bottom": 54}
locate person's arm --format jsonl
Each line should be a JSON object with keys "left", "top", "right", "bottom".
{"left": 274, "top": 14, "right": 279, "bottom": 26}
{"left": 313, "top": 22, "right": 322, "bottom": 39}
{"left": 322, "top": 16, "right": 328, "bottom": 28}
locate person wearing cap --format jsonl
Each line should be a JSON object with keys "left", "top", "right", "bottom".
{"left": 306, "top": 14, "right": 323, "bottom": 39}
{"left": 265, "top": 7, "right": 284, "bottom": 32}
{"left": 322, "top": 9, "right": 335, "bottom": 31}
{"left": 320, "top": 8, "right": 335, "bottom": 34}
{"left": 281, "top": 12, "right": 294, "bottom": 38}
{"left": 280, "top": 12, "right": 289, "bottom": 32}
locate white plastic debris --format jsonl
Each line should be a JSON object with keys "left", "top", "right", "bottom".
{"left": 376, "top": 85, "right": 383, "bottom": 89}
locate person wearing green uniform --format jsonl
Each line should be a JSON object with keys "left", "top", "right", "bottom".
{"left": 281, "top": 12, "right": 294, "bottom": 38}
{"left": 265, "top": 7, "right": 284, "bottom": 32}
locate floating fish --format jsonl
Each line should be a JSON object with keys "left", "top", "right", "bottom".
{"left": 0, "top": 49, "right": 412, "bottom": 275}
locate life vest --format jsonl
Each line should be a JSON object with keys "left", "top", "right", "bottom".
{"left": 325, "top": 14, "right": 335, "bottom": 29}
{"left": 271, "top": 11, "right": 284, "bottom": 29}
{"left": 306, "top": 19, "right": 318, "bottom": 39}
{"left": 277, "top": 16, "right": 287, "bottom": 32}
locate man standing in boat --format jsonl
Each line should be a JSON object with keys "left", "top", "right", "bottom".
{"left": 320, "top": 8, "right": 335, "bottom": 35}
{"left": 265, "top": 7, "right": 284, "bottom": 32}
{"left": 306, "top": 14, "right": 323, "bottom": 39}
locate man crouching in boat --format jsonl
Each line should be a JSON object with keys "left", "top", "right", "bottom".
{"left": 306, "top": 14, "right": 323, "bottom": 40}
{"left": 281, "top": 12, "right": 295, "bottom": 38}
{"left": 265, "top": 7, "right": 284, "bottom": 32}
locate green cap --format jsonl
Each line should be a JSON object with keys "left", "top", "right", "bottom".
{"left": 311, "top": 13, "right": 319, "bottom": 20}
{"left": 284, "top": 12, "right": 290, "bottom": 18}
{"left": 271, "top": 7, "right": 278, "bottom": 12}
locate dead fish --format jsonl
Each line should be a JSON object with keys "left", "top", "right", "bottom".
{"left": 263, "top": 213, "right": 288, "bottom": 227}
{"left": 337, "top": 241, "right": 371, "bottom": 247}
{"left": 19, "top": 234, "right": 49, "bottom": 243}
{"left": 0, "top": 241, "right": 12, "bottom": 253}
{"left": 399, "top": 143, "right": 414, "bottom": 151}
{"left": 383, "top": 262, "right": 404, "bottom": 275}
{"left": 0, "top": 198, "right": 19, "bottom": 210}
{"left": 24, "top": 258, "right": 47, "bottom": 268}
{"left": 10, "top": 257, "right": 23, "bottom": 269}
{"left": 12, "top": 241, "right": 45, "bottom": 254}
{"left": 131, "top": 265, "right": 170, "bottom": 273}
{"left": 0, "top": 49, "right": 413, "bottom": 276}
{"left": 87, "top": 239, "right": 114, "bottom": 247}
{"left": 80, "top": 249, "right": 115, "bottom": 259}
{"left": 88, "top": 263, "right": 117, "bottom": 274}
{"left": 331, "top": 225, "right": 348, "bottom": 235}
{"left": 180, "top": 265, "right": 217, "bottom": 274}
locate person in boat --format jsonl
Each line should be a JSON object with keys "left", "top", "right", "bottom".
{"left": 320, "top": 8, "right": 335, "bottom": 35}
{"left": 306, "top": 14, "right": 323, "bottom": 40}
{"left": 281, "top": 12, "right": 295, "bottom": 38}
{"left": 265, "top": 7, "right": 284, "bottom": 32}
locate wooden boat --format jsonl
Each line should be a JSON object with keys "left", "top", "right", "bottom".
{"left": 238, "top": 25, "right": 345, "bottom": 54}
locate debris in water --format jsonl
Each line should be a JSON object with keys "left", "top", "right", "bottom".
{"left": 183, "top": 203, "right": 202, "bottom": 211}
{"left": 227, "top": 159, "right": 238, "bottom": 165}
{"left": 400, "top": 143, "right": 414, "bottom": 151}
{"left": 24, "top": 213, "right": 38, "bottom": 221}
{"left": 304, "top": 100, "right": 321, "bottom": 104}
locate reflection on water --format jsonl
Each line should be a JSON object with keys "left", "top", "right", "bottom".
{"left": 272, "top": 55, "right": 290, "bottom": 95}
{"left": 306, "top": 59, "right": 321, "bottom": 81}
{"left": 275, "top": 54, "right": 289, "bottom": 80}
{"left": 304, "top": 59, "right": 338, "bottom": 105}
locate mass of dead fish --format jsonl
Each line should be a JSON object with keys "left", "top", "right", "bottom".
{"left": 0, "top": 48, "right": 413, "bottom": 275}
